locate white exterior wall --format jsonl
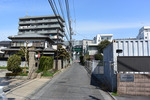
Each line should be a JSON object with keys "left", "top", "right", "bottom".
{"left": 0, "top": 61, "right": 28, "bottom": 67}
{"left": 93, "top": 34, "right": 113, "bottom": 45}
{"left": 52, "top": 45, "right": 66, "bottom": 50}
{"left": 105, "top": 40, "right": 150, "bottom": 73}
{"left": 103, "top": 39, "right": 150, "bottom": 91}
{"left": 137, "top": 26, "right": 150, "bottom": 40}
{"left": 88, "top": 50, "right": 98, "bottom": 55}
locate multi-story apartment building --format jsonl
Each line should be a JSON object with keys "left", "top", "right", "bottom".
{"left": 2, "top": 15, "right": 66, "bottom": 57}
{"left": 137, "top": 26, "right": 150, "bottom": 40}
{"left": 18, "top": 15, "right": 65, "bottom": 43}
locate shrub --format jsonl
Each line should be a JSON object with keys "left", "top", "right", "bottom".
{"left": 80, "top": 56, "right": 85, "bottom": 65}
{"left": 84, "top": 54, "right": 90, "bottom": 60}
{"left": 94, "top": 54, "right": 103, "bottom": 61}
{"left": 7, "top": 54, "right": 22, "bottom": 73}
{"left": 39, "top": 56, "right": 53, "bottom": 71}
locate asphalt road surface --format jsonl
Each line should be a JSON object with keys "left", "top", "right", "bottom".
{"left": 31, "top": 63, "right": 107, "bottom": 100}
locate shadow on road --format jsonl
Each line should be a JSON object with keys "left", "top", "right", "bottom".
{"left": 78, "top": 62, "right": 108, "bottom": 91}
{"left": 89, "top": 95, "right": 101, "bottom": 100}
{"left": 0, "top": 78, "right": 13, "bottom": 86}
{"left": 8, "top": 98, "right": 15, "bottom": 100}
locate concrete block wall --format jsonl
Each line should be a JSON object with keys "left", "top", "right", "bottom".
{"left": 117, "top": 73, "right": 150, "bottom": 96}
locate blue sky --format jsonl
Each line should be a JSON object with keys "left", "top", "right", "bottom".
{"left": 0, "top": 0, "right": 150, "bottom": 41}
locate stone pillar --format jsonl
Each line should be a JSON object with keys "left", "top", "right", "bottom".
{"left": 28, "top": 47, "right": 37, "bottom": 79}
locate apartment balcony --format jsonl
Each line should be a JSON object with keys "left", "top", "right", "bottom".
{"left": 19, "top": 19, "right": 64, "bottom": 26}
{"left": 18, "top": 24, "right": 62, "bottom": 30}
{"left": 11, "top": 42, "right": 45, "bottom": 48}
{"left": 18, "top": 30, "right": 64, "bottom": 36}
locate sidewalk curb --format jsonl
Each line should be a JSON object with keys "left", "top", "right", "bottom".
{"left": 4, "top": 79, "right": 28, "bottom": 92}
{"left": 5, "top": 79, "right": 34, "bottom": 95}
{"left": 107, "top": 92, "right": 117, "bottom": 100}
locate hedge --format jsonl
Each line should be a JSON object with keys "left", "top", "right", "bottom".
{"left": 39, "top": 56, "right": 53, "bottom": 71}
{"left": 7, "top": 54, "right": 22, "bottom": 73}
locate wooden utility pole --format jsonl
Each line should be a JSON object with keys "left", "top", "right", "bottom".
{"left": 56, "top": 29, "right": 59, "bottom": 70}
{"left": 24, "top": 41, "right": 28, "bottom": 74}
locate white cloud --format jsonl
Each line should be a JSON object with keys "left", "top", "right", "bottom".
{"left": 76, "top": 21, "right": 147, "bottom": 34}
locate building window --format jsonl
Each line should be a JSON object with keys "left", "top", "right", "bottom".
{"left": 145, "top": 29, "right": 148, "bottom": 32}
{"left": 20, "top": 42, "right": 24, "bottom": 46}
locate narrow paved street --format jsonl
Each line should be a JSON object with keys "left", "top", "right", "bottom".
{"left": 31, "top": 63, "right": 111, "bottom": 100}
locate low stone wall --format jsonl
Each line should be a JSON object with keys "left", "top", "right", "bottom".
{"left": 117, "top": 73, "right": 150, "bottom": 96}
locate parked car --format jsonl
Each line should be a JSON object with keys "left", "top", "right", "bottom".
{"left": 0, "top": 86, "right": 7, "bottom": 100}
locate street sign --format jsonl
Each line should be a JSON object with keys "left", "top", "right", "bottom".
{"left": 73, "top": 48, "right": 82, "bottom": 52}
{"left": 120, "top": 74, "right": 134, "bottom": 82}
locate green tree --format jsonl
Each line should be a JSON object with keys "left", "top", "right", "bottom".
{"left": 98, "top": 40, "right": 111, "bottom": 53}
{"left": 7, "top": 54, "right": 22, "bottom": 73}
{"left": 55, "top": 45, "right": 70, "bottom": 60}
{"left": 94, "top": 54, "right": 103, "bottom": 61}
{"left": 17, "top": 47, "right": 25, "bottom": 57}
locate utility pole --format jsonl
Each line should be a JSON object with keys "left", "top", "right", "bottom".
{"left": 24, "top": 41, "right": 28, "bottom": 74}
{"left": 56, "top": 28, "right": 59, "bottom": 70}
{"left": 69, "top": 19, "right": 72, "bottom": 62}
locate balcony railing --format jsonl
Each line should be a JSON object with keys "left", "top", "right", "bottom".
{"left": 18, "top": 30, "right": 64, "bottom": 36}
{"left": 19, "top": 19, "right": 63, "bottom": 24}
{"left": 11, "top": 42, "right": 45, "bottom": 48}
{"left": 18, "top": 24, "right": 61, "bottom": 30}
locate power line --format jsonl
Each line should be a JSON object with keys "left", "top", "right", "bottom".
{"left": 58, "top": 0, "right": 70, "bottom": 39}
{"left": 65, "top": 0, "right": 71, "bottom": 32}
{"left": 48, "top": 0, "right": 69, "bottom": 41}
{"left": 65, "top": 0, "right": 73, "bottom": 59}
{"left": 72, "top": 0, "right": 76, "bottom": 33}
{"left": 58, "top": 0, "right": 65, "bottom": 19}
